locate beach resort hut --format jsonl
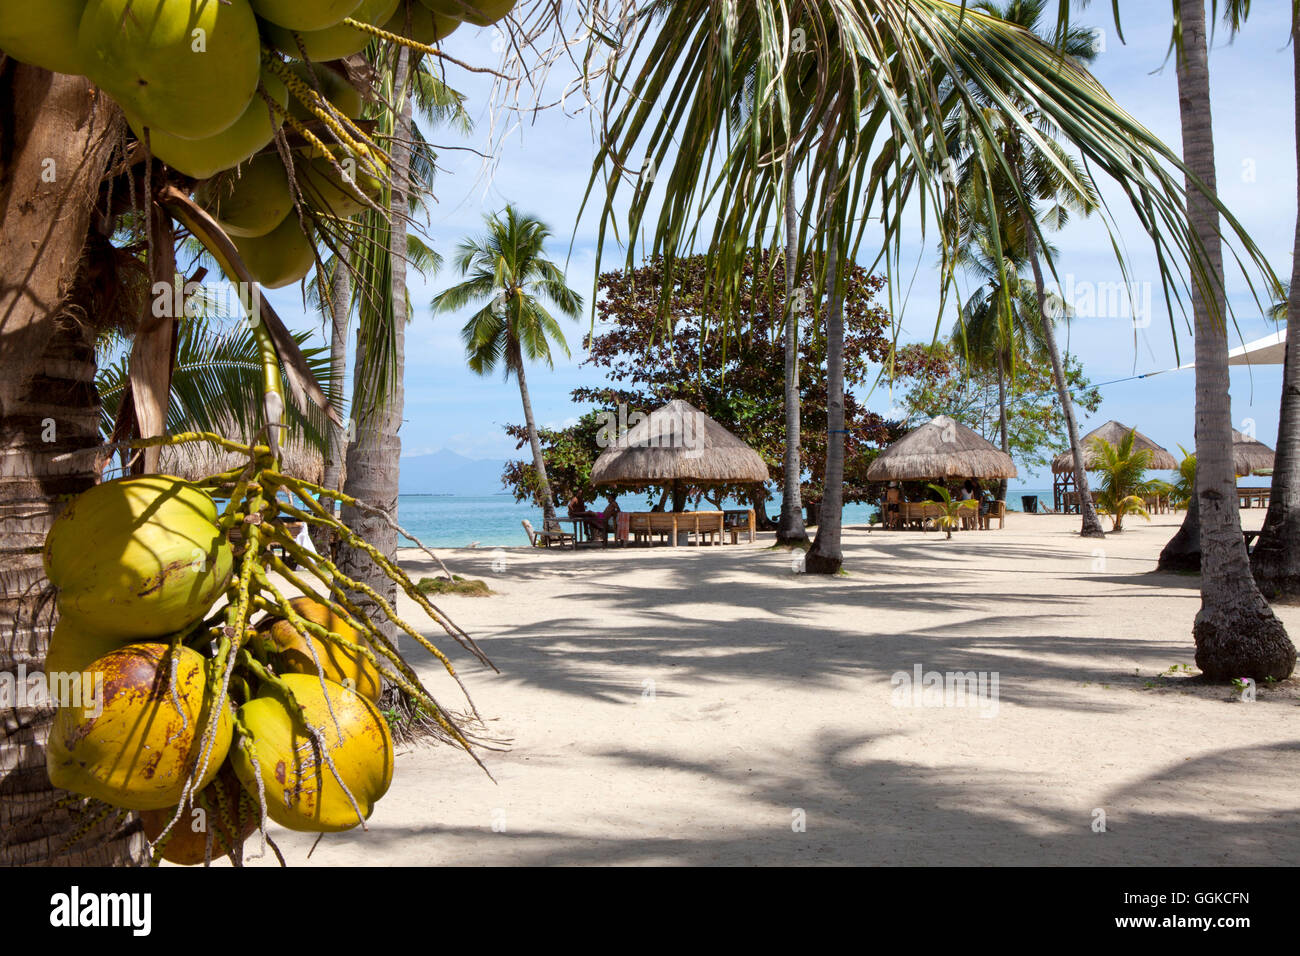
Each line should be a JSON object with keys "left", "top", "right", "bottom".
{"left": 866, "top": 414, "right": 1018, "bottom": 483}
{"left": 1051, "top": 420, "right": 1176, "bottom": 512}
{"left": 591, "top": 398, "right": 768, "bottom": 497}
{"left": 589, "top": 399, "right": 768, "bottom": 544}
{"left": 866, "top": 415, "right": 1017, "bottom": 529}
{"left": 1232, "top": 429, "right": 1275, "bottom": 477}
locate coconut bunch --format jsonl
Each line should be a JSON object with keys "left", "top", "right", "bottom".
{"left": 43, "top": 441, "right": 495, "bottom": 866}
{"left": 0, "top": 0, "right": 518, "bottom": 289}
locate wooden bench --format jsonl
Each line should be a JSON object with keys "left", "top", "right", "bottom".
{"left": 626, "top": 510, "right": 726, "bottom": 546}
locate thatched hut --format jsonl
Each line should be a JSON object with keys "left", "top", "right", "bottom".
{"left": 1051, "top": 420, "right": 1176, "bottom": 512}
{"left": 1233, "top": 429, "right": 1275, "bottom": 477}
{"left": 589, "top": 399, "right": 768, "bottom": 508}
{"left": 865, "top": 415, "right": 1017, "bottom": 482}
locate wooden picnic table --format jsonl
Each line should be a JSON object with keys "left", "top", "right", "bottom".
{"left": 553, "top": 515, "right": 605, "bottom": 546}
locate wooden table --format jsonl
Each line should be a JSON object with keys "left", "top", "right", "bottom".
{"left": 553, "top": 515, "right": 603, "bottom": 546}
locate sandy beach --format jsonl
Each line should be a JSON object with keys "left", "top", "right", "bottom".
{"left": 245, "top": 511, "right": 1300, "bottom": 866}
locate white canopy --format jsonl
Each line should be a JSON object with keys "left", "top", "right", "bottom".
{"left": 1177, "top": 327, "right": 1286, "bottom": 369}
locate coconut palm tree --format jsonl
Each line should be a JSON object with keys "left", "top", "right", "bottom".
{"left": 777, "top": 165, "right": 810, "bottom": 546}
{"left": 433, "top": 206, "right": 583, "bottom": 528}
{"left": 806, "top": 187, "right": 848, "bottom": 572}
{"left": 1252, "top": 8, "right": 1300, "bottom": 597}
{"left": 1167, "top": 0, "right": 1294, "bottom": 678}
{"left": 950, "top": 224, "right": 1053, "bottom": 501}
{"left": 940, "top": 0, "right": 1106, "bottom": 537}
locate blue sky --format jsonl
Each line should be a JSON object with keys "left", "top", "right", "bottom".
{"left": 270, "top": 4, "right": 1297, "bottom": 487}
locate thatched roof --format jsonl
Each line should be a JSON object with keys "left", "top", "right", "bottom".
{"left": 1233, "top": 429, "right": 1275, "bottom": 477}
{"left": 1051, "top": 420, "right": 1177, "bottom": 473}
{"left": 865, "top": 415, "right": 1018, "bottom": 481}
{"left": 160, "top": 429, "right": 325, "bottom": 484}
{"left": 589, "top": 399, "right": 770, "bottom": 486}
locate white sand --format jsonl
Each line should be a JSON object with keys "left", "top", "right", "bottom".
{"left": 247, "top": 510, "right": 1300, "bottom": 866}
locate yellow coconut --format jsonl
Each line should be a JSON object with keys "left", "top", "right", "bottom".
{"left": 286, "top": 62, "right": 364, "bottom": 123}
{"left": 139, "top": 765, "right": 258, "bottom": 865}
{"left": 297, "top": 145, "right": 385, "bottom": 219}
{"left": 44, "top": 616, "right": 127, "bottom": 681}
{"left": 198, "top": 152, "right": 293, "bottom": 238}
{"left": 254, "top": 596, "right": 381, "bottom": 702}
{"left": 0, "top": 0, "right": 88, "bottom": 75}
{"left": 47, "top": 643, "right": 233, "bottom": 811}
{"left": 232, "top": 214, "right": 317, "bottom": 289}
{"left": 44, "top": 475, "right": 233, "bottom": 642}
{"left": 231, "top": 673, "right": 392, "bottom": 832}
{"left": 265, "top": 0, "right": 399, "bottom": 60}
{"left": 79, "top": 0, "right": 261, "bottom": 141}
{"left": 384, "top": 1, "right": 460, "bottom": 46}
{"left": 422, "top": 0, "right": 515, "bottom": 27}
{"left": 127, "top": 68, "right": 288, "bottom": 180}
{"left": 251, "top": 0, "right": 363, "bottom": 31}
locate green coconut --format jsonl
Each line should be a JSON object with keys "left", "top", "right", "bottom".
{"left": 265, "top": 0, "right": 399, "bottom": 60}
{"left": 421, "top": 0, "right": 515, "bottom": 27}
{"left": 127, "top": 69, "right": 288, "bottom": 180}
{"left": 384, "top": 1, "right": 460, "bottom": 46}
{"left": 47, "top": 643, "right": 233, "bottom": 812}
{"left": 79, "top": 0, "right": 260, "bottom": 141}
{"left": 198, "top": 152, "right": 293, "bottom": 238}
{"left": 0, "top": 0, "right": 88, "bottom": 75}
{"left": 251, "top": 0, "right": 364, "bottom": 31}
{"left": 232, "top": 214, "right": 317, "bottom": 289}
{"left": 298, "top": 145, "right": 385, "bottom": 219}
{"left": 44, "top": 475, "right": 234, "bottom": 642}
{"left": 230, "top": 673, "right": 392, "bottom": 832}
{"left": 286, "top": 62, "right": 364, "bottom": 123}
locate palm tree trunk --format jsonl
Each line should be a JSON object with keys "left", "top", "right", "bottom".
{"left": 0, "top": 65, "right": 144, "bottom": 865}
{"left": 777, "top": 165, "right": 809, "bottom": 545}
{"left": 312, "top": 248, "right": 350, "bottom": 555}
{"left": 806, "top": 203, "right": 846, "bottom": 575}
{"left": 997, "top": 360, "right": 1009, "bottom": 501}
{"left": 1250, "top": 4, "right": 1300, "bottom": 599}
{"left": 513, "top": 347, "right": 558, "bottom": 526}
{"left": 340, "top": 48, "right": 412, "bottom": 645}
{"left": 1015, "top": 159, "right": 1105, "bottom": 538}
{"left": 1175, "top": 0, "right": 1294, "bottom": 680}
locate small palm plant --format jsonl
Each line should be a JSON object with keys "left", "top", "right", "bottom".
{"left": 927, "top": 484, "right": 978, "bottom": 539}
{"left": 1169, "top": 446, "right": 1197, "bottom": 510}
{"left": 1089, "top": 430, "right": 1156, "bottom": 532}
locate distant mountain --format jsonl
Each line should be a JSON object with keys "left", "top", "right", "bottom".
{"left": 398, "top": 449, "right": 509, "bottom": 496}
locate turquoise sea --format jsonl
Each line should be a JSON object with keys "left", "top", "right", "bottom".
{"left": 395, "top": 486, "right": 1055, "bottom": 549}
